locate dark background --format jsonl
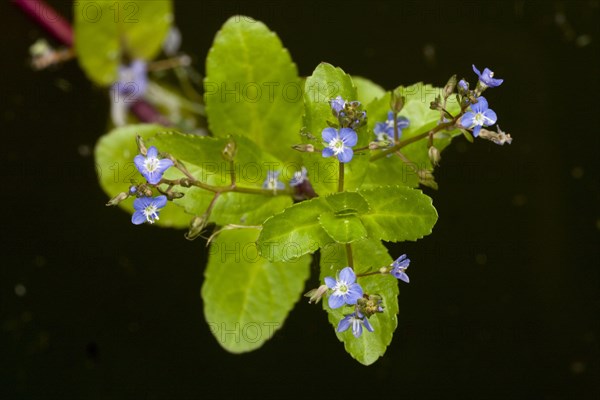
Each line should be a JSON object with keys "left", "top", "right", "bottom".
{"left": 1, "top": 0, "right": 599, "bottom": 399}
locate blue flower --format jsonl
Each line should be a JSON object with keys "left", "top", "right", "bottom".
{"left": 472, "top": 65, "right": 503, "bottom": 88}
{"left": 112, "top": 59, "right": 148, "bottom": 101}
{"left": 337, "top": 311, "right": 374, "bottom": 338}
{"left": 460, "top": 97, "right": 498, "bottom": 137}
{"left": 322, "top": 127, "right": 358, "bottom": 163}
{"left": 391, "top": 254, "right": 411, "bottom": 283}
{"left": 134, "top": 146, "right": 174, "bottom": 185}
{"left": 325, "top": 267, "right": 363, "bottom": 309}
{"left": 132, "top": 195, "right": 167, "bottom": 225}
{"left": 458, "top": 79, "right": 469, "bottom": 92}
{"left": 330, "top": 96, "right": 346, "bottom": 116}
{"left": 374, "top": 111, "right": 410, "bottom": 144}
{"left": 262, "top": 171, "right": 285, "bottom": 192}
{"left": 289, "top": 166, "right": 307, "bottom": 187}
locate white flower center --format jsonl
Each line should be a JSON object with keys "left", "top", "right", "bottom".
{"left": 385, "top": 119, "right": 395, "bottom": 129}
{"left": 329, "top": 138, "right": 345, "bottom": 155}
{"left": 144, "top": 204, "right": 159, "bottom": 223}
{"left": 144, "top": 156, "right": 160, "bottom": 173}
{"left": 335, "top": 282, "right": 349, "bottom": 295}
{"left": 474, "top": 112, "right": 485, "bottom": 126}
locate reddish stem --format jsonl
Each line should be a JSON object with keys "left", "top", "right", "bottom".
{"left": 13, "top": 0, "right": 73, "bottom": 46}
{"left": 13, "top": 0, "right": 172, "bottom": 126}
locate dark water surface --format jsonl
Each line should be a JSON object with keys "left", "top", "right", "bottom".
{"left": 1, "top": 1, "right": 598, "bottom": 399}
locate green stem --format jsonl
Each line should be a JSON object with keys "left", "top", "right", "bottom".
{"left": 370, "top": 118, "right": 459, "bottom": 162}
{"left": 393, "top": 110, "right": 399, "bottom": 143}
{"left": 346, "top": 243, "right": 354, "bottom": 268}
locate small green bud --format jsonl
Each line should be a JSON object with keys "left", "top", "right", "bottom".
{"left": 418, "top": 170, "right": 438, "bottom": 190}
{"left": 222, "top": 139, "right": 237, "bottom": 162}
{"left": 292, "top": 143, "right": 315, "bottom": 153}
{"left": 106, "top": 191, "right": 129, "bottom": 206}
{"left": 390, "top": 89, "right": 405, "bottom": 113}
{"left": 428, "top": 146, "right": 441, "bottom": 166}
{"left": 185, "top": 214, "right": 208, "bottom": 241}
{"left": 304, "top": 284, "right": 328, "bottom": 304}
{"left": 136, "top": 135, "right": 147, "bottom": 156}
{"left": 443, "top": 74, "right": 457, "bottom": 99}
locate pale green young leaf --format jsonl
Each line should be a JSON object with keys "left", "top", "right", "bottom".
{"left": 204, "top": 17, "right": 303, "bottom": 163}
{"left": 74, "top": 0, "right": 172, "bottom": 85}
{"left": 202, "top": 229, "right": 311, "bottom": 353}
{"left": 302, "top": 63, "right": 369, "bottom": 195}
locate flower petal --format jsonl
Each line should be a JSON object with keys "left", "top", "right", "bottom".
{"left": 460, "top": 112, "right": 475, "bottom": 128}
{"left": 472, "top": 64, "right": 482, "bottom": 77}
{"left": 131, "top": 210, "right": 146, "bottom": 225}
{"left": 328, "top": 293, "right": 345, "bottom": 309}
{"left": 394, "top": 270, "right": 410, "bottom": 283}
{"left": 157, "top": 158, "right": 174, "bottom": 173}
{"left": 133, "top": 196, "right": 151, "bottom": 211}
{"left": 482, "top": 109, "right": 498, "bottom": 126}
{"left": 363, "top": 317, "right": 374, "bottom": 332}
{"left": 339, "top": 267, "right": 356, "bottom": 284}
{"left": 472, "top": 97, "right": 489, "bottom": 113}
{"left": 397, "top": 116, "right": 410, "bottom": 129}
{"left": 337, "top": 148, "right": 354, "bottom": 163}
{"left": 322, "top": 147, "right": 334, "bottom": 158}
{"left": 134, "top": 154, "right": 146, "bottom": 173}
{"left": 339, "top": 128, "right": 358, "bottom": 147}
{"left": 147, "top": 146, "right": 158, "bottom": 158}
{"left": 352, "top": 320, "right": 363, "bottom": 338}
{"left": 345, "top": 284, "right": 363, "bottom": 305}
{"left": 324, "top": 276, "right": 336, "bottom": 288}
{"left": 322, "top": 127, "right": 338, "bottom": 143}
{"left": 153, "top": 195, "right": 168, "bottom": 209}
{"left": 472, "top": 125, "right": 482, "bottom": 137}
{"left": 337, "top": 316, "right": 351, "bottom": 333}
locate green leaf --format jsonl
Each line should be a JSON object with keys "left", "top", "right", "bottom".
{"left": 320, "top": 239, "right": 398, "bottom": 365}
{"left": 302, "top": 63, "right": 370, "bottom": 195}
{"left": 204, "top": 17, "right": 303, "bottom": 163}
{"left": 74, "top": 0, "right": 172, "bottom": 85}
{"left": 94, "top": 124, "right": 190, "bottom": 228}
{"left": 319, "top": 213, "right": 367, "bottom": 243}
{"left": 358, "top": 185, "right": 438, "bottom": 242}
{"left": 352, "top": 76, "right": 386, "bottom": 105}
{"left": 150, "top": 132, "right": 293, "bottom": 225}
{"left": 325, "top": 191, "right": 370, "bottom": 215}
{"left": 361, "top": 83, "right": 463, "bottom": 189}
{"left": 257, "top": 197, "right": 333, "bottom": 262}
{"left": 202, "top": 229, "right": 311, "bottom": 353}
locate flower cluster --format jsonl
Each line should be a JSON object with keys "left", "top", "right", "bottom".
{"left": 458, "top": 65, "right": 509, "bottom": 144}
{"left": 321, "top": 96, "right": 365, "bottom": 163}
{"left": 373, "top": 111, "right": 410, "bottom": 145}
{"left": 307, "top": 256, "right": 412, "bottom": 339}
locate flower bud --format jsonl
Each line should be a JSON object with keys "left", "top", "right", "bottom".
{"left": 106, "top": 191, "right": 129, "bottom": 206}
{"left": 304, "top": 284, "right": 328, "bottom": 304}
{"left": 135, "top": 135, "right": 148, "bottom": 156}
{"left": 429, "top": 95, "right": 443, "bottom": 111}
{"left": 478, "top": 125, "right": 513, "bottom": 146}
{"left": 443, "top": 74, "right": 457, "bottom": 99}
{"left": 357, "top": 294, "right": 384, "bottom": 317}
{"left": 428, "top": 146, "right": 441, "bottom": 166}
{"left": 418, "top": 170, "right": 439, "bottom": 190}
{"left": 185, "top": 214, "right": 208, "bottom": 241}
{"left": 222, "top": 139, "right": 237, "bottom": 162}
{"left": 292, "top": 143, "right": 315, "bottom": 153}
{"left": 390, "top": 89, "right": 405, "bottom": 113}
